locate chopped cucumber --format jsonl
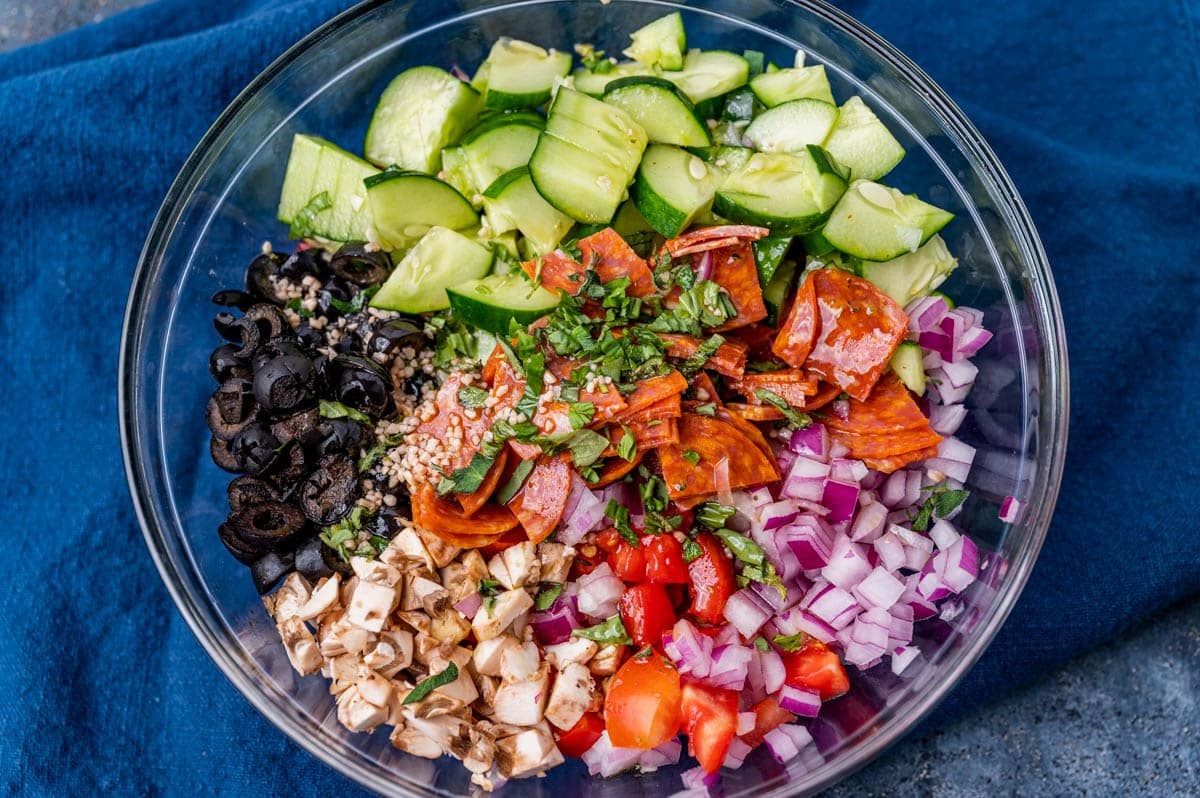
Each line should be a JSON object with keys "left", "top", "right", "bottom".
{"left": 371, "top": 226, "right": 493, "bottom": 313}
{"left": 762, "top": 259, "right": 798, "bottom": 326}
{"left": 713, "top": 146, "right": 848, "bottom": 235}
{"left": 447, "top": 272, "right": 561, "bottom": 334}
{"left": 486, "top": 231, "right": 522, "bottom": 272}
{"left": 602, "top": 76, "right": 710, "bottom": 148}
{"left": 821, "top": 179, "right": 954, "bottom": 261}
{"left": 439, "top": 146, "right": 479, "bottom": 201}
{"left": 721, "top": 87, "right": 759, "bottom": 122}
{"left": 623, "top": 12, "right": 687, "bottom": 71}
{"left": 860, "top": 235, "right": 957, "bottom": 305}
{"left": 821, "top": 96, "right": 906, "bottom": 181}
{"left": 932, "top": 290, "right": 956, "bottom": 310}
{"left": 744, "top": 98, "right": 840, "bottom": 154}
{"left": 571, "top": 61, "right": 651, "bottom": 96}
{"left": 801, "top": 229, "right": 836, "bottom": 257}
{"left": 277, "top": 134, "right": 378, "bottom": 242}
{"left": 749, "top": 65, "right": 834, "bottom": 106}
{"left": 461, "top": 113, "right": 544, "bottom": 191}
{"left": 472, "top": 38, "right": 572, "bottom": 110}
{"left": 528, "top": 88, "right": 648, "bottom": 223}
{"left": 701, "top": 144, "right": 755, "bottom": 175}
{"left": 752, "top": 234, "right": 793, "bottom": 286}
{"left": 889, "top": 341, "right": 926, "bottom": 394}
{"left": 743, "top": 49, "right": 765, "bottom": 78}
{"left": 482, "top": 167, "right": 574, "bottom": 255}
{"left": 364, "top": 66, "right": 481, "bottom": 172}
{"left": 633, "top": 144, "right": 722, "bottom": 237}
{"left": 661, "top": 50, "right": 750, "bottom": 103}
{"left": 364, "top": 170, "right": 478, "bottom": 250}
{"left": 613, "top": 199, "right": 654, "bottom": 238}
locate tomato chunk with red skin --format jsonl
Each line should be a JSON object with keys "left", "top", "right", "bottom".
{"left": 604, "top": 654, "right": 682, "bottom": 749}
{"left": 680, "top": 681, "right": 739, "bottom": 774}
{"left": 554, "top": 712, "right": 605, "bottom": 758}
{"left": 740, "top": 696, "right": 796, "bottom": 748}
{"left": 597, "top": 528, "right": 646, "bottom": 582}
{"left": 619, "top": 583, "right": 677, "bottom": 648}
{"left": 686, "top": 533, "right": 736, "bottom": 625}
{"left": 643, "top": 535, "right": 691, "bottom": 584}
{"left": 782, "top": 640, "right": 850, "bottom": 701}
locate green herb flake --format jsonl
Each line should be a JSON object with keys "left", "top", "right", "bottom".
{"left": 605, "top": 500, "right": 638, "bottom": 546}
{"left": 696, "top": 502, "right": 736, "bottom": 530}
{"left": 714, "top": 528, "right": 766, "bottom": 567}
{"left": 772, "top": 633, "right": 808, "bottom": 652}
{"left": 403, "top": 662, "right": 459, "bottom": 705}
{"left": 617, "top": 427, "right": 638, "bottom": 463}
{"left": 754, "top": 636, "right": 770, "bottom": 652}
{"left": 534, "top": 582, "right": 564, "bottom": 611}
{"left": 284, "top": 297, "right": 313, "bottom": 319}
{"left": 572, "top": 615, "right": 633, "bottom": 645}
{"left": 320, "top": 506, "right": 366, "bottom": 563}
{"left": 442, "top": 451, "right": 497, "bottom": 495}
{"left": 495, "top": 459, "right": 535, "bottom": 505}
{"left": 568, "top": 402, "right": 596, "bottom": 430}
{"left": 679, "top": 334, "right": 725, "bottom": 376}
{"left": 682, "top": 537, "right": 703, "bottom": 563}
{"left": 747, "top": 360, "right": 787, "bottom": 373}
{"left": 318, "top": 399, "right": 371, "bottom": 424}
{"left": 682, "top": 449, "right": 701, "bottom": 465}
{"left": 457, "top": 385, "right": 490, "bottom": 408}
{"left": 754, "top": 388, "right": 812, "bottom": 429}
{"left": 694, "top": 402, "right": 717, "bottom": 417}
{"left": 911, "top": 486, "right": 970, "bottom": 532}
{"left": 289, "top": 191, "right": 332, "bottom": 239}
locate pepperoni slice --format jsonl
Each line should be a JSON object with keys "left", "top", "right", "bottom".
{"left": 578, "top": 228, "right": 656, "bottom": 297}
{"left": 772, "top": 269, "right": 819, "bottom": 368}
{"left": 658, "top": 414, "right": 780, "bottom": 500}
{"left": 545, "top": 353, "right": 628, "bottom": 421}
{"left": 610, "top": 417, "right": 680, "bottom": 452}
{"left": 801, "top": 268, "right": 908, "bottom": 401}
{"left": 507, "top": 454, "right": 573, "bottom": 544}
{"left": 416, "top": 372, "right": 496, "bottom": 472}
{"left": 829, "top": 426, "right": 943, "bottom": 461}
{"left": 590, "top": 450, "right": 645, "bottom": 488}
{"left": 728, "top": 369, "right": 820, "bottom": 408}
{"left": 709, "top": 242, "right": 768, "bottom": 331}
{"left": 863, "top": 445, "right": 941, "bottom": 474}
{"left": 624, "top": 394, "right": 682, "bottom": 425}
{"left": 688, "top": 371, "right": 723, "bottom": 406}
{"left": 724, "top": 403, "right": 784, "bottom": 422}
{"left": 622, "top": 371, "right": 689, "bottom": 418}
{"left": 658, "top": 333, "right": 749, "bottom": 378}
{"left": 412, "top": 482, "right": 519, "bottom": 547}
{"left": 521, "top": 250, "right": 586, "bottom": 295}
{"left": 715, "top": 406, "right": 774, "bottom": 463}
{"left": 457, "top": 448, "right": 509, "bottom": 518}
{"left": 820, "top": 373, "right": 928, "bottom": 435}
{"left": 663, "top": 225, "right": 770, "bottom": 258}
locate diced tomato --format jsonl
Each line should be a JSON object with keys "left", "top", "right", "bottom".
{"left": 781, "top": 640, "right": 850, "bottom": 701}
{"left": 553, "top": 712, "right": 606, "bottom": 758}
{"left": 680, "top": 681, "right": 739, "bottom": 774}
{"left": 642, "top": 535, "right": 691, "bottom": 584}
{"left": 597, "top": 528, "right": 646, "bottom": 582}
{"left": 740, "top": 696, "right": 796, "bottom": 748}
{"left": 686, "top": 533, "right": 736, "bottom": 625}
{"left": 570, "top": 543, "right": 604, "bottom": 578}
{"left": 619, "top": 584, "right": 677, "bottom": 648}
{"left": 604, "top": 654, "right": 682, "bottom": 749}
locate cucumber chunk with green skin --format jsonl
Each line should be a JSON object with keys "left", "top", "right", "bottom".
{"left": 820, "top": 96, "right": 906, "bottom": 181}
{"left": 713, "top": 146, "right": 848, "bottom": 235}
{"left": 438, "top": 146, "right": 479, "bottom": 202}
{"left": 364, "top": 66, "right": 481, "bottom": 172}
{"left": 822, "top": 179, "right": 954, "bottom": 261}
{"left": 889, "top": 341, "right": 926, "bottom": 395}
{"left": 528, "top": 88, "right": 648, "bottom": 224}
{"left": 660, "top": 50, "right": 750, "bottom": 103}
{"left": 744, "top": 99, "right": 840, "bottom": 153}
{"left": 612, "top": 199, "right": 654, "bottom": 238}
{"left": 365, "top": 170, "right": 478, "bottom": 250}
{"left": 634, "top": 144, "right": 723, "bottom": 237}
{"left": 701, "top": 145, "right": 755, "bottom": 175}
{"left": 482, "top": 167, "right": 574, "bottom": 255}
{"left": 860, "top": 235, "right": 957, "bottom": 305}
{"left": 602, "top": 76, "right": 710, "bottom": 147}
{"left": 721, "top": 87, "right": 760, "bottom": 122}
{"left": 932, "top": 290, "right": 956, "bottom": 310}
{"left": 623, "top": 12, "right": 687, "bottom": 70}
{"left": 801, "top": 229, "right": 836, "bottom": 258}
{"left": 371, "top": 226, "right": 493, "bottom": 313}
{"left": 749, "top": 65, "right": 835, "bottom": 106}
{"left": 762, "top": 259, "right": 798, "bottom": 325}
{"left": 752, "top": 234, "right": 793, "bottom": 286}
{"left": 277, "top": 134, "right": 378, "bottom": 242}
{"left": 461, "top": 116, "right": 543, "bottom": 192}
{"left": 571, "top": 61, "right": 651, "bottom": 96}
{"left": 472, "top": 39, "right": 572, "bottom": 110}
{"left": 743, "top": 50, "right": 765, "bottom": 78}
{"left": 447, "top": 272, "right": 561, "bottom": 334}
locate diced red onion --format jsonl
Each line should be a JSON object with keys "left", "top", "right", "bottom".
{"left": 723, "top": 736, "right": 753, "bottom": 770}
{"left": 872, "top": 531, "right": 907, "bottom": 572}
{"left": 929, "top": 403, "right": 967, "bottom": 435}
{"left": 777, "top": 684, "right": 822, "bottom": 718}
{"left": 830, "top": 399, "right": 849, "bottom": 420}
{"left": 999, "top": 495, "right": 1021, "bottom": 523}
{"left": 581, "top": 731, "right": 645, "bottom": 777}
{"left": 922, "top": 349, "right": 943, "bottom": 371}
{"left": 956, "top": 324, "right": 992, "bottom": 357}
{"left": 763, "top": 724, "right": 813, "bottom": 764}
{"left": 851, "top": 566, "right": 906, "bottom": 610}
{"left": 559, "top": 473, "right": 607, "bottom": 546}
{"left": 736, "top": 712, "right": 756, "bottom": 737}
{"left": 940, "top": 535, "right": 979, "bottom": 593}
{"left": 638, "top": 738, "right": 682, "bottom": 772}
{"left": 723, "top": 589, "right": 773, "bottom": 638}
{"left": 749, "top": 578, "right": 798, "bottom": 613}
{"left": 879, "top": 471, "right": 909, "bottom": 508}
{"left": 782, "top": 456, "right": 830, "bottom": 502}
{"left": 576, "top": 563, "right": 625, "bottom": 619}
{"left": 708, "top": 644, "right": 753, "bottom": 690}
{"left": 665, "top": 618, "right": 714, "bottom": 678}
{"left": 680, "top": 765, "right": 718, "bottom": 790}
{"left": 906, "top": 295, "right": 949, "bottom": 332}
{"left": 713, "top": 621, "right": 742, "bottom": 647}
{"left": 788, "top": 423, "right": 829, "bottom": 461}
{"left": 828, "top": 458, "right": 867, "bottom": 484}
{"left": 780, "top": 515, "right": 835, "bottom": 569}
{"left": 820, "top": 536, "right": 872, "bottom": 589}
{"left": 804, "top": 582, "right": 860, "bottom": 630}
{"left": 850, "top": 501, "right": 887, "bottom": 542}
{"left": 939, "top": 358, "right": 979, "bottom": 389}
{"left": 695, "top": 250, "right": 714, "bottom": 282}
{"left": 449, "top": 65, "right": 471, "bottom": 82}
{"left": 891, "top": 645, "right": 921, "bottom": 675}
{"left": 929, "top": 519, "right": 960, "bottom": 551}
{"left": 454, "top": 593, "right": 482, "bottom": 619}
{"left": 760, "top": 646, "right": 785, "bottom": 693}
{"left": 821, "top": 479, "right": 860, "bottom": 523}
{"left": 926, "top": 436, "right": 976, "bottom": 483}
{"left": 760, "top": 500, "right": 799, "bottom": 531}
{"left": 918, "top": 329, "right": 954, "bottom": 361}
{"left": 530, "top": 595, "right": 580, "bottom": 645}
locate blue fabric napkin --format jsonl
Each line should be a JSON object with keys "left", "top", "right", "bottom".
{"left": 1, "top": 0, "right": 1197, "bottom": 794}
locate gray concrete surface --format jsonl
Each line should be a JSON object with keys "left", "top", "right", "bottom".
{"left": 3, "top": 1, "right": 1198, "bottom": 796}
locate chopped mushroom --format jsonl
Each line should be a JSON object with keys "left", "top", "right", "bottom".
{"left": 588, "top": 644, "right": 627, "bottom": 675}
{"left": 337, "top": 684, "right": 389, "bottom": 732}
{"left": 263, "top": 572, "right": 312, "bottom": 621}
{"left": 414, "top": 526, "right": 463, "bottom": 568}
{"left": 430, "top": 608, "right": 472, "bottom": 645}
{"left": 471, "top": 589, "right": 534, "bottom": 641}
{"left": 495, "top": 723, "right": 564, "bottom": 779}
{"left": 488, "top": 541, "right": 540, "bottom": 590}
{"left": 492, "top": 666, "right": 548, "bottom": 726}
{"left": 537, "top": 543, "right": 575, "bottom": 584}
{"left": 390, "top": 721, "right": 444, "bottom": 759}
{"left": 472, "top": 635, "right": 520, "bottom": 677}
{"left": 499, "top": 641, "right": 541, "bottom": 684}
{"left": 347, "top": 580, "right": 397, "bottom": 633}
{"left": 402, "top": 574, "right": 445, "bottom": 613}
{"left": 296, "top": 574, "right": 341, "bottom": 621}
{"left": 543, "top": 638, "right": 598, "bottom": 668}
{"left": 381, "top": 527, "right": 436, "bottom": 572}
{"left": 276, "top": 617, "right": 322, "bottom": 675}
{"left": 544, "top": 663, "right": 593, "bottom": 731}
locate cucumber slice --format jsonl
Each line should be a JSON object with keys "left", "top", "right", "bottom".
{"left": 602, "top": 76, "right": 710, "bottom": 147}
{"left": 702, "top": 145, "right": 755, "bottom": 175}
{"left": 572, "top": 61, "right": 651, "bottom": 96}
{"left": 744, "top": 99, "right": 840, "bottom": 153}
{"left": 277, "top": 134, "right": 378, "bottom": 242}
{"left": 932, "top": 290, "right": 956, "bottom": 310}
{"left": 623, "top": 12, "right": 687, "bottom": 71}
{"left": 821, "top": 96, "right": 906, "bottom": 181}
{"left": 889, "top": 341, "right": 926, "bottom": 395}
{"left": 713, "top": 146, "right": 848, "bottom": 235}
{"left": 633, "top": 144, "right": 722, "bottom": 237}
{"left": 661, "top": 50, "right": 750, "bottom": 103}
{"left": 482, "top": 167, "right": 574, "bottom": 255}
{"left": 821, "top": 179, "right": 954, "bottom": 261}
{"left": 752, "top": 234, "right": 793, "bottom": 286}
{"left": 447, "top": 272, "right": 561, "bottom": 334}
{"left": 364, "top": 170, "right": 478, "bottom": 251}
{"left": 461, "top": 114, "right": 543, "bottom": 191}
{"left": 370, "top": 226, "right": 493, "bottom": 313}
{"left": 721, "top": 87, "right": 759, "bottom": 122}
{"left": 439, "top": 146, "right": 479, "bottom": 201}
{"left": 528, "top": 88, "right": 648, "bottom": 223}
{"left": 364, "top": 66, "right": 481, "bottom": 172}
{"left": 762, "top": 259, "right": 798, "bottom": 326}
{"left": 613, "top": 199, "right": 654, "bottom": 238}
{"left": 472, "top": 39, "right": 572, "bottom": 111}
{"left": 801, "top": 229, "right": 836, "bottom": 257}
{"left": 859, "top": 235, "right": 957, "bottom": 305}
{"left": 749, "top": 65, "right": 835, "bottom": 106}
{"left": 486, "top": 231, "right": 521, "bottom": 273}
{"left": 743, "top": 50, "right": 765, "bottom": 78}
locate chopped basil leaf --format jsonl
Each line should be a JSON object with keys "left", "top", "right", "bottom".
{"left": 911, "top": 487, "right": 970, "bottom": 531}
{"left": 753, "top": 388, "right": 812, "bottom": 429}
{"left": 534, "top": 582, "right": 564, "bottom": 611}
{"left": 682, "top": 537, "right": 703, "bottom": 563}
{"left": 457, "top": 385, "right": 490, "bottom": 408}
{"left": 572, "top": 615, "right": 633, "bottom": 645}
{"left": 357, "top": 433, "right": 404, "bottom": 473}
{"left": 320, "top": 506, "right": 365, "bottom": 562}
{"left": 694, "top": 402, "right": 717, "bottom": 417}
{"left": 605, "top": 500, "right": 638, "bottom": 546}
{"left": 515, "top": 352, "right": 546, "bottom": 418}
{"left": 772, "top": 633, "right": 808, "bottom": 652}
{"left": 403, "top": 662, "right": 459, "bottom": 705}
{"left": 284, "top": 297, "right": 313, "bottom": 319}
{"left": 696, "top": 502, "right": 736, "bottom": 529}
{"left": 479, "top": 578, "right": 501, "bottom": 613}
{"left": 634, "top": 645, "right": 654, "bottom": 659}
{"left": 617, "top": 427, "right": 638, "bottom": 462}
{"left": 319, "top": 399, "right": 371, "bottom": 424}
{"left": 443, "top": 451, "right": 496, "bottom": 495}
{"left": 747, "top": 360, "right": 786, "bottom": 373}
{"left": 754, "top": 636, "right": 770, "bottom": 652}
{"left": 289, "top": 191, "right": 332, "bottom": 239}
{"left": 682, "top": 449, "right": 701, "bottom": 465}
{"left": 714, "top": 528, "right": 766, "bottom": 567}
{"left": 679, "top": 334, "right": 725, "bottom": 376}
{"left": 568, "top": 402, "right": 596, "bottom": 430}
{"left": 639, "top": 476, "right": 669, "bottom": 515}
{"left": 495, "top": 459, "right": 535, "bottom": 505}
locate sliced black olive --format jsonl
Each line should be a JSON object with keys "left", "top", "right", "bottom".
{"left": 242, "top": 303, "right": 293, "bottom": 343}
{"left": 294, "top": 322, "right": 324, "bottom": 352}
{"left": 278, "top": 247, "right": 327, "bottom": 281}
{"left": 230, "top": 501, "right": 306, "bottom": 548}
{"left": 245, "top": 252, "right": 288, "bottom": 303}
{"left": 294, "top": 535, "right": 335, "bottom": 581}
{"left": 321, "top": 542, "right": 354, "bottom": 576}
{"left": 253, "top": 352, "right": 315, "bottom": 413}
{"left": 214, "top": 311, "right": 243, "bottom": 343}
{"left": 299, "top": 454, "right": 358, "bottom": 525}
{"left": 270, "top": 407, "right": 320, "bottom": 445}
{"left": 314, "top": 276, "right": 356, "bottom": 321}
{"left": 210, "top": 343, "right": 250, "bottom": 383}
{"left": 330, "top": 242, "right": 392, "bottom": 286}
{"left": 368, "top": 318, "right": 425, "bottom": 358}
{"left": 251, "top": 549, "right": 296, "bottom": 594}
{"left": 362, "top": 506, "right": 406, "bottom": 540}
{"left": 206, "top": 380, "right": 258, "bottom": 440}
{"left": 229, "top": 422, "right": 281, "bottom": 476}
{"left": 267, "top": 442, "right": 308, "bottom": 494}
{"left": 402, "top": 370, "right": 435, "bottom": 402}
{"left": 313, "top": 417, "right": 364, "bottom": 458}
{"left": 250, "top": 339, "right": 308, "bottom": 372}
{"left": 210, "top": 289, "right": 257, "bottom": 311}
{"left": 218, "top": 521, "right": 262, "bottom": 563}
{"left": 331, "top": 353, "right": 394, "bottom": 419}
{"left": 227, "top": 476, "right": 281, "bottom": 512}
{"left": 210, "top": 436, "right": 242, "bottom": 473}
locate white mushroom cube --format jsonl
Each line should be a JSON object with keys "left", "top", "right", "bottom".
{"left": 588, "top": 644, "right": 626, "bottom": 675}
{"left": 264, "top": 572, "right": 312, "bottom": 621}
{"left": 471, "top": 588, "right": 534, "bottom": 641}
{"left": 382, "top": 527, "right": 435, "bottom": 571}
{"left": 381, "top": 629, "right": 414, "bottom": 673}
{"left": 537, "top": 543, "right": 575, "bottom": 584}
{"left": 355, "top": 669, "right": 394, "bottom": 708}
{"left": 347, "top": 580, "right": 397, "bottom": 633}
{"left": 543, "top": 638, "right": 598, "bottom": 669}
{"left": 402, "top": 574, "right": 445, "bottom": 613}
{"left": 351, "top": 557, "right": 403, "bottom": 587}
{"left": 499, "top": 642, "right": 541, "bottom": 684}
{"left": 492, "top": 667, "right": 549, "bottom": 726}
{"left": 415, "top": 526, "right": 463, "bottom": 568}
{"left": 430, "top": 608, "right": 472, "bottom": 645}
{"left": 544, "top": 663, "right": 594, "bottom": 731}
{"left": 296, "top": 574, "right": 341, "bottom": 621}
{"left": 337, "top": 685, "right": 389, "bottom": 732}
{"left": 429, "top": 648, "right": 479, "bottom": 705}
{"left": 473, "top": 635, "right": 521, "bottom": 677}
{"left": 276, "top": 617, "right": 322, "bottom": 676}
{"left": 488, "top": 541, "right": 540, "bottom": 590}
{"left": 390, "top": 722, "right": 444, "bottom": 759}
{"left": 495, "top": 724, "right": 564, "bottom": 778}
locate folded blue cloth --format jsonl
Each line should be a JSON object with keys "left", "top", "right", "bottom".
{"left": 0, "top": 0, "right": 1196, "bottom": 794}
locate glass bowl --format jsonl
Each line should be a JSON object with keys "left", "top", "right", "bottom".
{"left": 119, "top": 0, "right": 1068, "bottom": 795}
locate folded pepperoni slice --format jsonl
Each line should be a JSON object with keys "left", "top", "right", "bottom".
{"left": 772, "top": 270, "right": 818, "bottom": 367}
{"left": 821, "top": 373, "right": 928, "bottom": 435}
{"left": 728, "top": 369, "right": 820, "bottom": 408}
{"left": 800, "top": 268, "right": 908, "bottom": 401}
{"left": 521, "top": 250, "right": 586, "bottom": 295}
{"left": 610, "top": 417, "right": 680, "bottom": 452}
{"left": 590, "top": 450, "right": 645, "bottom": 488}
{"left": 659, "top": 414, "right": 780, "bottom": 500}
{"left": 622, "top": 371, "right": 689, "bottom": 418}
{"left": 662, "top": 225, "right": 770, "bottom": 257}
{"left": 412, "top": 482, "right": 519, "bottom": 547}
{"left": 658, "top": 333, "right": 749, "bottom": 378}
{"left": 829, "top": 426, "right": 943, "bottom": 461}
{"left": 507, "top": 454, "right": 573, "bottom": 544}
{"left": 578, "top": 227, "right": 656, "bottom": 297}
{"left": 714, "top": 406, "right": 774, "bottom": 463}
{"left": 457, "top": 448, "right": 509, "bottom": 518}
{"left": 724, "top": 403, "right": 784, "bottom": 422}
{"left": 863, "top": 445, "right": 941, "bottom": 474}
{"left": 709, "top": 242, "right": 768, "bottom": 331}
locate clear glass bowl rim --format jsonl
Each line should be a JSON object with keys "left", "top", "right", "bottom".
{"left": 119, "top": 1, "right": 1070, "bottom": 795}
